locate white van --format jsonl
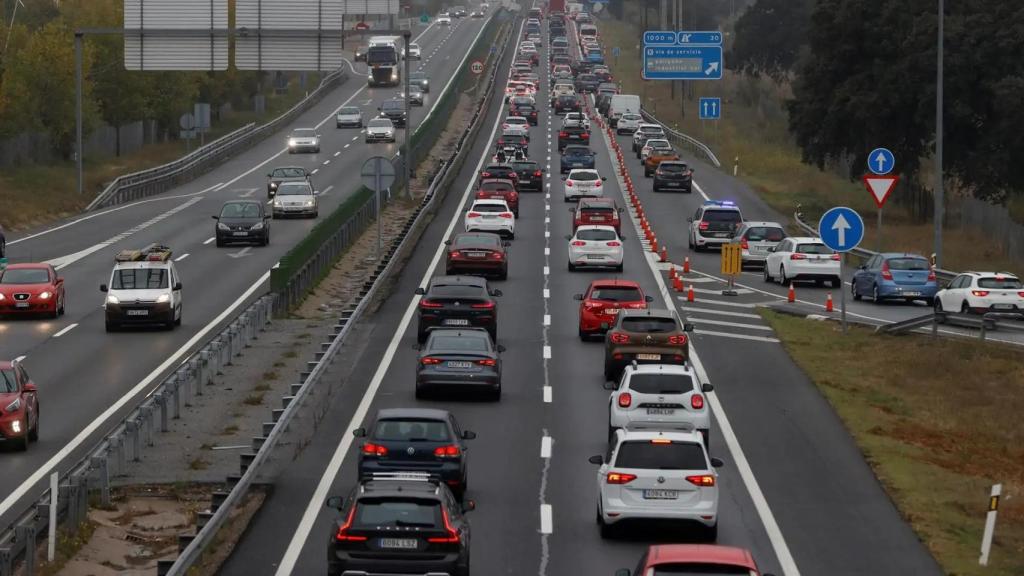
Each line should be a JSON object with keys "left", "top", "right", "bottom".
{"left": 608, "top": 94, "right": 641, "bottom": 128}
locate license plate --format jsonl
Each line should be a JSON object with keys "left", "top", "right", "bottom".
{"left": 126, "top": 309, "right": 149, "bottom": 316}
{"left": 666, "top": 182, "right": 679, "bottom": 187}
{"left": 378, "top": 538, "right": 418, "bottom": 550}
{"left": 443, "top": 319, "right": 470, "bottom": 326}
{"left": 646, "top": 408, "right": 675, "bottom": 415}
{"left": 993, "top": 304, "right": 1014, "bottom": 310}
{"left": 233, "top": 232, "right": 248, "bottom": 236}
{"left": 15, "top": 302, "right": 29, "bottom": 309}
{"left": 636, "top": 353, "right": 661, "bottom": 361}
{"left": 903, "top": 291, "right": 921, "bottom": 296}
{"left": 590, "top": 217, "right": 606, "bottom": 221}
{"left": 447, "top": 361, "right": 473, "bottom": 368}
{"left": 466, "top": 251, "right": 485, "bottom": 258}
{"left": 643, "top": 489, "right": 678, "bottom": 500}
{"left": 604, "top": 308, "right": 619, "bottom": 315}
{"left": 587, "top": 254, "right": 604, "bottom": 259}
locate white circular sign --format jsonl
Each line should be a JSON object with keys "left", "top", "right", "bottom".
{"left": 470, "top": 60, "right": 484, "bottom": 75}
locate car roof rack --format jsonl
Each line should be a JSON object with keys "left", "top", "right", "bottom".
{"left": 115, "top": 243, "right": 172, "bottom": 263}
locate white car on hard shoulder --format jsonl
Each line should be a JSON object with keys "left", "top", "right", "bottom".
{"left": 763, "top": 236, "right": 841, "bottom": 288}
{"left": 563, "top": 169, "right": 606, "bottom": 202}
{"left": 464, "top": 199, "right": 515, "bottom": 239}
{"left": 934, "top": 271, "right": 1024, "bottom": 317}
{"left": 502, "top": 116, "right": 530, "bottom": 139}
{"left": 606, "top": 363, "right": 713, "bottom": 448}
{"left": 567, "top": 225, "right": 624, "bottom": 272}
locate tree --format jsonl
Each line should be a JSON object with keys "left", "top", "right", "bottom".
{"left": 147, "top": 71, "right": 202, "bottom": 139}
{"left": 91, "top": 36, "right": 154, "bottom": 155}
{"left": 730, "top": 0, "right": 812, "bottom": 81}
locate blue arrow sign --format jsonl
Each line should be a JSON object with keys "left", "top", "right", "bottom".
{"left": 818, "top": 207, "right": 865, "bottom": 253}
{"left": 868, "top": 147, "right": 895, "bottom": 175}
{"left": 643, "top": 46, "right": 722, "bottom": 80}
{"left": 612, "top": 46, "right": 621, "bottom": 57}
{"left": 699, "top": 97, "right": 721, "bottom": 120}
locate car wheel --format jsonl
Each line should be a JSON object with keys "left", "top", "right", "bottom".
{"left": 578, "top": 327, "right": 589, "bottom": 341}
{"left": 832, "top": 277, "right": 842, "bottom": 288}
{"left": 216, "top": 237, "right": 225, "bottom": 247}
{"left": 924, "top": 297, "right": 935, "bottom": 307}
{"left": 763, "top": 265, "right": 773, "bottom": 283}
{"left": 934, "top": 298, "right": 945, "bottom": 321}
{"left": 607, "top": 425, "right": 617, "bottom": 444}
{"left": 568, "top": 261, "right": 576, "bottom": 271}
{"left": 49, "top": 304, "right": 59, "bottom": 319}
{"left": 16, "top": 429, "right": 28, "bottom": 452}
{"left": 490, "top": 383, "right": 502, "bottom": 401}
{"left": 105, "top": 321, "right": 118, "bottom": 332}
{"left": 872, "top": 284, "right": 882, "bottom": 303}
{"left": 598, "top": 511, "right": 615, "bottom": 539}
{"left": 615, "top": 263, "right": 623, "bottom": 272}
{"left": 961, "top": 301, "right": 971, "bottom": 314}
{"left": 488, "top": 327, "right": 497, "bottom": 343}
{"left": 688, "top": 234, "right": 695, "bottom": 250}
{"left": 415, "top": 383, "right": 426, "bottom": 400}
{"left": 603, "top": 357, "right": 615, "bottom": 380}
{"left": 644, "top": 168, "right": 651, "bottom": 177}
{"left": 416, "top": 326, "right": 427, "bottom": 343}
{"left": 779, "top": 265, "right": 788, "bottom": 286}
{"left": 703, "top": 522, "right": 719, "bottom": 542}
{"left": 174, "top": 305, "right": 182, "bottom": 326}
{"left": 852, "top": 282, "right": 861, "bottom": 300}
{"left": 499, "top": 267, "right": 508, "bottom": 281}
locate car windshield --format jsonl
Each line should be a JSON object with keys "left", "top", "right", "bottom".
{"left": 622, "top": 114, "right": 642, "bottom": 121}
{"left": 368, "top": 119, "right": 392, "bottom": 128}
{"left": 577, "top": 228, "right": 617, "bottom": 241}
{"left": 453, "top": 234, "right": 501, "bottom": 248}
{"left": 430, "top": 334, "right": 490, "bottom": 352}
{"left": 590, "top": 286, "right": 642, "bottom": 302}
{"left": 374, "top": 419, "right": 451, "bottom": 442}
{"left": 277, "top": 183, "right": 311, "bottom": 196}
{"left": 628, "top": 373, "right": 692, "bottom": 395}
{"left": 886, "top": 257, "right": 930, "bottom": 271}
{"left": 0, "top": 368, "right": 18, "bottom": 393}
{"left": 0, "top": 268, "right": 49, "bottom": 284}
{"left": 383, "top": 100, "right": 403, "bottom": 110}
{"left": 354, "top": 499, "right": 441, "bottom": 528}
{"left": 220, "top": 203, "right": 261, "bottom": 218}
{"left": 702, "top": 210, "right": 742, "bottom": 223}
{"left": 615, "top": 441, "right": 707, "bottom": 470}
{"left": 571, "top": 171, "right": 599, "bottom": 182}
{"left": 795, "top": 243, "right": 833, "bottom": 255}
{"left": 745, "top": 226, "right": 786, "bottom": 242}
{"left": 338, "top": 107, "right": 359, "bottom": 115}
{"left": 978, "top": 277, "right": 1023, "bottom": 289}
{"left": 622, "top": 317, "right": 677, "bottom": 333}
{"left": 112, "top": 268, "right": 168, "bottom": 290}
{"left": 272, "top": 167, "right": 306, "bottom": 178}
{"left": 652, "top": 566, "right": 754, "bottom": 575}
{"left": 292, "top": 129, "right": 315, "bottom": 137}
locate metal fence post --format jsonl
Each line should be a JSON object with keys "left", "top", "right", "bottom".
{"left": 127, "top": 419, "right": 140, "bottom": 461}
{"left": 91, "top": 455, "right": 111, "bottom": 507}
{"left": 15, "top": 525, "right": 34, "bottom": 575}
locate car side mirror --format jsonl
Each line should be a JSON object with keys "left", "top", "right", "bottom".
{"left": 462, "top": 500, "right": 476, "bottom": 513}
{"left": 55, "top": 277, "right": 64, "bottom": 284}
{"left": 858, "top": 265, "right": 867, "bottom": 270}
{"left": 602, "top": 380, "right": 617, "bottom": 390}
{"left": 212, "top": 215, "right": 219, "bottom": 220}
{"left": 313, "top": 190, "right": 321, "bottom": 196}
{"left": 683, "top": 323, "right": 695, "bottom": 332}
{"left": 573, "top": 293, "right": 584, "bottom": 301}
{"left": 620, "top": 237, "right": 626, "bottom": 242}
{"left": 174, "top": 282, "right": 183, "bottom": 291}
{"left": 414, "top": 287, "right": 426, "bottom": 295}
{"left": 462, "top": 430, "right": 477, "bottom": 440}
{"left": 326, "top": 496, "right": 344, "bottom": 509}
{"left": 567, "top": 207, "right": 576, "bottom": 213}
{"left": 266, "top": 173, "right": 272, "bottom": 177}
{"left": 497, "top": 344, "right": 507, "bottom": 353}
{"left": 588, "top": 454, "right": 604, "bottom": 465}
{"left": 710, "top": 457, "right": 724, "bottom": 468}
{"left": 645, "top": 296, "right": 654, "bottom": 302}
{"left": 564, "top": 234, "right": 574, "bottom": 241}
{"left": 767, "top": 247, "right": 775, "bottom": 253}
{"left": 503, "top": 241, "right": 511, "bottom": 247}
{"left": 687, "top": 217, "right": 693, "bottom": 222}
{"left": 561, "top": 176, "right": 567, "bottom": 181}
{"left": 378, "top": 107, "right": 382, "bottom": 111}
{"left": 601, "top": 176, "right": 607, "bottom": 181}
{"left": 352, "top": 427, "right": 367, "bottom": 437}
{"left": 491, "top": 289, "right": 503, "bottom": 297}
{"left": 411, "top": 343, "right": 422, "bottom": 350}
{"left": 100, "top": 284, "right": 108, "bottom": 292}
{"left": 444, "top": 240, "right": 451, "bottom": 245}
{"left": 23, "top": 383, "right": 36, "bottom": 393}
{"left": 702, "top": 383, "right": 714, "bottom": 393}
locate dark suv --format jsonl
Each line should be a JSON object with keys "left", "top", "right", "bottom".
{"left": 378, "top": 98, "right": 407, "bottom": 127}
{"left": 558, "top": 125, "right": 590, "bottom": 151}
{"left": 554, "top": 94, "right": 581, "bottom": 115}
{"left": 652, "top": 160, "right": 693, "bottom": 192}
{"left": 326, "top": 473, "right": 474, "bottom": 576}
{"left": 415, "top": 275, "right": 502, "bottom": 342}
{"left": 603, "top": 309, "right": 694, "bottom": 380}
{"left": 511, "top": 160, "right": 545, "bottom": 191}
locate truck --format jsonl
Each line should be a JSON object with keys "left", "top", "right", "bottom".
{"left": 608, "top": 94, "right": 641, "bottom": 128}
{"left": 366, "top": 35, "right": 402, "bottom": 87}
{"left": 548, "top": 0, "right": 566, "bottom": 13}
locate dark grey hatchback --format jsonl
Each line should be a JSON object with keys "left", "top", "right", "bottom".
{"left": 415, "top": 328, "right": 504, "bottom": 400}
{"left": 415, "top": 275, "right": 501, "bottom": 342}
{"left": 213, "top": 201, "right": 269, "bottom": 247}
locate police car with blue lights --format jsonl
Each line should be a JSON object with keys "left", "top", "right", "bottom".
{"left": 687, "top": 200, "right": 744, "bottom": 252}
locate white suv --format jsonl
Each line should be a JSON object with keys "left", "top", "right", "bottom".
{"left": 464, "top": 199, "right": 515, "bottom": 238}
{"left": 606, "top": 363, "right": 712, "bottom": 447}
{"left": 934, "top": 271, "right": 1024, "bottom": 317}
{"left": 589, "top": 429, "right": 723, "bottom": 540}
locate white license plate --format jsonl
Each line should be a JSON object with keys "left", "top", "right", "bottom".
{"left": 646, "top": 408, "right": 675, "bottom": 415}
{"left": 603, "top": 309, "right": 619, "bottom": 315}
{"left": 666, "top": 182, "right": 679, "bottom": 186}
{"left": 483, "top": 214, "right": 498, "bottom": 219}
{"left": 643, "top": 489, "right": 678, "bottom": 500}
{"left": 590, "top": 217, "right": 606, "bottom": 221}
{"left": 126, "top": 309, "right": 149, "bottom": 316}
{"left": 378, "top": 538, "right": 418, "bottom": 549}
{"left": 466, "top": 251, "right": 486, "bottom": 258}
{"left": 903, "top": 291, "right": 921, "bottom": 296}
{"left": 636, "top": 353, "right": 661, "bottom": 361}
{"left": 233, "top": 232, "right": 248, "bottom": 236}
{"left": 15, "top": 302, "right": 29, "bottom": 309}
{"left": 447, "top": 361, "right": 473, "bottom": 368}
{"left": 443, "top": 319, "right": 470, "bottom": 326}
{"left": 993, "top": 303, "right": 1014, "bottom": 310}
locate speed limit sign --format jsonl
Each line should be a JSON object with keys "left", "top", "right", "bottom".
{"left": 470, "top": 60, "right": 484, "bottom": 75}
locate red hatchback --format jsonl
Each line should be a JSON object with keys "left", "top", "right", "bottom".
{"left": 445, "top": 232, "right": 509, "bottom": 279}
{"left": 617, "top": 545, "right": 774, "bottom": 576}
{"left": 0, "top": 263, "right": 65, "bottom": 318}
{"left": 0, "top": 360, "right": 40, "bottom": 451}
{"left": 574, "top": 280, "right": 653, "bottom": 340}
{"left": 476, "top": 179, "right": 520, "bottom": 217}
{"left": 572, "top": 197, "right": 622, "bottom": 234}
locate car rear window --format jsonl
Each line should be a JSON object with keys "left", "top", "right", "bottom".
{"left": 0, "top": 268, "right": 49, "bottom": 284}
{"left": 429, "top": 334, "right": 490, "bottom": 353}
{"left": 658, "top": 163, "right": 688, "bottom": 174}
{"left": 978, "top": 277, "right": 1023, "bottom": 289}
{"left": 615, "top": 441, "right": 707, "bottom": 470}
{"left": 745, "top": 226, "right": 786, "bottom": 242}
{"left": 641, "top": 127, "right": 663, "bottom": 135}
{"left": 581, "top": 206, "right": 614, "bottom": 214}
{"left": 471, "top": 203, "right": 506, "bottom": 213}
{"left": 565, "top": 147, "right": 592, "bottom": 156}
{"left": 481, "top": 181, "right": 514, "bottom": 191}
{"left": 621, "top": 317, "right": 677, "bottom": 333}
{"left": 338, "top": 107, "right": 359, "bottom": 115}
{"left": 429, "top": 283, "right": 487, "bottom": 297}
{"left": 886, "top": 257, "right": 930, "bottom": 271}
{"left": 571, "top": 171, "right": 600, "bottom": 181}
{"left": 627, "top": 373, "right": 693, "bottom": 395}
{"left": 590, "top": 287, "right": 643, "bottom": 302}
{"left": 453, "top": 234, "right": 500, "bottom": 248}
{"left": 112, "top": 268, "right": 167, "bottom": 290}
{"left": 373, "top": 419, "right": 451, "bottom": 442}
{"left": 653, "top": 566, "right": 753, "bottom": 575}
{"left": 577, "top": 228, "right": 617, "bottom": 241}
{"left": 795, "top": 243, "right": 833, "bottom": 255}
{"left": 702, "top": 210, "right": 742, "bottom": 223}
{"left": 354, "top": 499, "right": 441, "bottom": 528}
{"left": 512, "top": 162, "right": 538, "bottom": 172}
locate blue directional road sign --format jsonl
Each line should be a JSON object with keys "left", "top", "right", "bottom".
{"left": 644, "top": 31, "right": 678, "bottom": 45}
{"left": 677, "top": 31, "right": 723, "bottom": 45}
{"left": 818, "top": 207, "right": 865, "bottom": 253}
{"left": 699, "top": 97, "right": 721, "bottom": 120}
{"left": 867, "top": 147, "right": 895, "bottom": 175}
{"left": 643, "top": 46, "right": 722, "bottom": 80}
{"left": 612, "top": 46, "right": 621, "bottom": 57}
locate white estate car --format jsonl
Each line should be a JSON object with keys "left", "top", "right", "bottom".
{"left": 590, "top": 429, "right": 723, "bottom": 540}
{"left": 563, "top": 169, "right": 606, "bottom": 202}
{"left": 763, "top": 236, "right": 841, "bottom": 287}
{"left": 567, "top": 225, "right": 623, "bottom": 272}
{"left": 464, "top": 199, "right": 515, "bottom": 238}
{"left": 437, "top": 12, "right": 452, "bottom": 24}
{"left": 607, "top": 363, "right": 712, "bottom": 447}
{"left": 934, "top": 271, "right": 1024, "bottom": 317}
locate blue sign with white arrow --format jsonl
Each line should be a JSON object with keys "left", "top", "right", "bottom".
{"left": 699, "top": 97, "right": 721, "bottom": 120}
{"left": 868, "top": 147, "right": 895, "bottom": 175}
{"left": 818, "top": 207, "right": 865, "bottom": 253}
{"left": 643, "top": 46, "right": 722, "bottom": 80}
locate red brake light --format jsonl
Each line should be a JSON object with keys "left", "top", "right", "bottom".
{"left": 668, "top": 334, "right": 688, "bottom": 345}
{"left": 419, "top": 299, "right": 443, "bottom": 309}
{"left": 830, "top": 253, "right": 841, "bottom": 261}
{"left": 467, "top": 211, "right": 482, "bottom": 218}
{"left": 698, "top": 221, "right": 709, "bottom": 230}
{"left": 1018, "top": 291, "right": 1024, "bottom": 297}
{"left": 594, "top": 180, "right": 602, "bottom": 187}
{"left": 739, "top": 239, "right": 749, "bottom": 249}
{"left": 606, "top": 241, "right": 621, "bottom": 247}
{"left": 928, "top": 269, "right": 937, "bottom": 281}
{"left": 566, "top": 180, "right": 574, "bottom": 187}
{"left": 361, "top": 442, "right": 389, "bottom": 456}
{"left": 427, "top": 507, "right": 460, "bottom": 544}
{"left": 449, "top": 250, "right": 462, "bottom": 258}
{"left": 609, "top": 332, "right": 629, "bottom": 344}
{"left": 489, "top": 251, "right": 504, "bottom": 260}
{"left": 433, "top": 444, "right": 461, "bottom": 458}
{"left": 471, "top": 301, "right": 495, "bottom": 309}
{"left": 790, "top": 253, "right": 807, "bottom": 260}
{"left": 481, "top": 171, "right": 491, "bottom": 177}
{"left": 972, "top": 290, "right": 990, "bottom": 297}
{"left": 686, "top": 474, "right": 716, "bottom": 487}
{"left": 881, "top": 262, "right": 893, "bottom": 280}
{"left": 617, "top": 392, "right": 632, "bottom": 408}
{"left": 420, "top": 357, "right": 443, "bottom": 365}
{"left": 691, "top": 394, "right": 704, "bottom": 409}
{"left": 606, "top": 472, "right": 636, "bottom": 485}
{"left": 475, "top": 358, "right": 497, "bottom": 366}
{"left": 581, "top": 133, "right": 589, "bottom": 139}
{"left": 499, "top": 212, "right": 513, "bottom": 218}
{"left": 534, "top": 170, "right": 542, "bottom": 177}
{"left": 571, "top": 240, "right": 586, "bottom": 246}
{"left": 335, "top": 506, "right": 368, "bottom": 541}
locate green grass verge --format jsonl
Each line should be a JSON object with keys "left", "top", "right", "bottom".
{"left": 761, "top": 310, "right": 1024, "bottom": 576}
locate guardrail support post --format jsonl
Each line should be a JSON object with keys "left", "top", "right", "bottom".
{"left": 127, "top": 419, "right": 140, "bottom": 461}
{"left": 91, "top": 455, "right": 111, "bottom": 507}
{"left": 170, "top": 379, "right": 181, "bottom": 419}
{"left": 15, "top": 525, "right": 34, "bottom": 575}
{"left": 154, "top": 392, "right": 168, "bottom": 432}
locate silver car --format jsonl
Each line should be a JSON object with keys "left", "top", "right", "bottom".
{"left": 567, "top": 226, "right": 623, "bottom": 272}
{"left": 730, "top": 221, "right": 787, "bottom": 268}
{"left": 287, "top": 128, "right": 320, "bottom": 153}
{"left": 335, "top": 106, "right": 363, "bottom": 128}
{"left": 272, "top": 181, "right": 318, "bottom": 218}
{"left": 606, "top": 363, "right": 712, "bottom": 447}
{"left": 365, "top": 118, "right": 396, "bottom": 143}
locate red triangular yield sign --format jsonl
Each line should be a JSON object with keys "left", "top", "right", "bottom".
{"left": 862, "top": 175, "right": 899, "bottom": 208}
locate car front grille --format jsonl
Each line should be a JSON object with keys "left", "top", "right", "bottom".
{"left": 13, "top": 293, "right": 29, "bottom": 301}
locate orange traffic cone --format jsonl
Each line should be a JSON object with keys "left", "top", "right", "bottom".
{"left": 683, "top": 256, "right": 691, "bottom": 274}
{"left": 651, "top": 237, "right": 659, "bottom": 254}
{"left": 669, "top": 266, "right": 677, "bottom": 281}
{"left": 825, "top": 292, "right": 834, "bottom": 312}
{"left": 687, "top": 284, "right": 696, "bottom": 302}
{"left": 673, "top": 276, "right": 683, "bottom": 292}
{"left": 660, "top": 246, "right": 668, "bottom": 262}
{"left": 787, "top": 283, "right": 796, "bottom": 303}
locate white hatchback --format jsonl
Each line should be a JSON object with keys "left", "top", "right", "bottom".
{"left": 567, "top": 226, "right": 623, "bottom": 271}
{"left": 562, "top": 112, "right": 590, "bottom": 130}
{"left": 563, "top": 169, "right": 606, "bottom": 202}
{"left": 464, "top": 199, "right": 515, "bottom": 238}
{"left": 502, "top": 116, "right": 530, "bottom": 139}
{"left": 934, "top": 272, "right": 1024, "bottom": 317}
{"left": 763, "top": 236, "right": 841, "bottom": 287}
{"left": 616, "top": 113, "right": 643, "bottom": 135}
{"left": 607, "top": 363, "right": 712, "bottom": 447}
{"left": 590, "top": 429, "right": 723, "bottom": 540}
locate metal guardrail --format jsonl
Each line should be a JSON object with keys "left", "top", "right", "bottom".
{"left": 0, "top": 295, "right": 274, "bottom": 576}
{"left": 877, "top": 311, "right": 1024, "bottom": 341}
{"left": 86, "top": 69, "right": 348, "bottom": 211}
{"left": 638, "top": 108, "right": 722, "bottom": 168}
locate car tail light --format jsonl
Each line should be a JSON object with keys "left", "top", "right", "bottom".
{"left": 475, "top": 358, "right": 497, "bottom": 366}
{"left": 606, "top": 241, "right": 621, "bottom": 247}
{"left": 928, "top": 269, "right": 937, "bottom": 281}
{"left": 698, "top": 221, "right": 709, "bottom": 230}
{"left": 617, "top": 392, "right": 632, "bottom": 408}
{"left": 559, "top": 131, "right": 568, "bottom": 137}
{"left": 361, "top": 442, "right": 389, "bottom": 456}
{"left": 686, "top": 474, "right": 716, "bottom": 487}
{"left": 499, "top": 212, "right": 513, "bottom": 218}
{"left": 497, "top": 139, "right": 505, "bottom": 145}
{"left": 449, "top": 250, "right": 462, "bottom": 258}
{"left": 739, "top": 239, "right": 749, "bottom": 250}
{"left": 790, "top": 253, "right": 807, "bottom": 260}
{"left": 467, "top": 212, "right": 482, "bottom": 218}
{"left": 420, "top": 357, "right": 443, "bottom": 366}
{"left": 830, "top": 253, "right": 841, "bottom": 261}
{"left": 434, "top": 444, "right": 461, "bottom": 458}
{"left": 972, "top": 290, "right": 990, "bottom": 297}
{"left": 1018, "top": 291, "right": 1024, "bottom": 297}
{"left": 419, "top": 299, "right": 443, "bottom": 309}
{"left": 427, "top": 507, "right": 461, "bottom": 544}
{"left": 668, "top": 334, "right": 688, "bottom": 345}
{"left": 566, "top": 180, "right": 574, "bottom": 187}
{"left": 481, "top": 171, "right": 491, "bottom": 177}
{"left": 571, "top": 240, "right": 586, "bottom": 246}
{"left": 655, "top": 170, "right": 663, "bottom": 176}
{"left": 502, "top": 124, "right": 509, "bottom": 129}
{"left": 881, "top": 262, "right": 893, "bottom": 280}
{"left": 691, "top": 394, "right": 705, "bottom": 409}
{"left": 335, "top": 506, "right": 368, "bottom": 542}
{"left": 605, "top": 472, "right": 636, "bottom": 485}
{"left": 472, "top": 301, "right": 496, "bottom": 309}
{"left": 489, "top": 251, "right": 504, "bottom": 260}
{"left": 534, "top": 170, "right": 542, "bottom": 177}
{"left": 594, "top": 180, "right": 602, "bottom": 187}
{"left": 609, "top": 332, "right": 629, "bottom": 344}
{"left": 581, "top": 133, "right": 589, "bottom": 139}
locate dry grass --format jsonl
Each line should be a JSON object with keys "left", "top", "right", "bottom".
{"left": 761, "top": 310, "right": 1024, "bottom": 576}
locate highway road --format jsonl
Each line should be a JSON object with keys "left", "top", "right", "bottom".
{"left": 218, "top": 12, "right": 942, "bottom": 575}
{"left": 0, "top": 13, "right": 495, "bottom": 528}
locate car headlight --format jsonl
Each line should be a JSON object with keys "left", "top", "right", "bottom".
{"left": 106, "top": 295, "right": 119, "bottom": 305}
{"left": 251, "top": 221, "right": 264, "bottom": 230}
{"left": 5, "top": 397, "right": 20, "bottom": 413}
{"left": 39, "top": 291, "right": 51, "bottom": 300}
{"left": 288, "top": 138, "right": 297, "bottom": 146}
{"left": 217, "top": 223, "right": 230, "bottom": 231}
{"left": 305, "top": 200, "right": 315, "bottom": 207}
{"left": 270, "top": 182, "right": 278, "bottom": 189}
{"left": 0, "top": 293, "right": 5, "bottom": 301}
{"left": 156, "top": 294, "right": 171, "bottom": 303}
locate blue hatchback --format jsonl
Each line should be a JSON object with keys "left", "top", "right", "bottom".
{"left": 560, "top": 145, "right": 595, "bottom": 173}
{"left": 851, "top": 252, "right": 938, "bottom": 304}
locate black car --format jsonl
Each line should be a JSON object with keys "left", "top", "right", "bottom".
{"left": 213, "top": 201, "right": 270, "bottom": 247}
{"left": 560, "top": 145, "right": 595, "bottom": 173}
{"left": 479, "top": 163, "right": 520, "bottom": 187}
{"left": 554, "top": 94, "right": 581, "bottom": 115}
{"left": 595, "top": 91, "right": 616, "bottom": 117}
{"left": 266, "top": 166, "right": 310, "bottom": 198}
{"left": 326, "top": 473, "right": 473, "bottom": 576}
{"left": 354, "top": 408, "right": 476, "bottom": 496}
{"left": 409, "top": 71, "right": 430, "bottom": 92}
{"left": 415, "top": 275, "right": 501, "bottom": 342}
{"left": 558, "top": 125, "right": 590, "bottom": 151}
{"left": 653, "top": 160, "right": 694, "bottom": 193}
{"left": 510, "top": 103, "right": 539, "bottom": 125}
{"left": 571, "top": 59, "right": 595, "bottom": 76}
{"left": 415, "top": 328, "right": 504, "bottom": 400}
{"left": 379, "top": 98, "right": 407, "bottom": 127}
{"left": 511, "top": 160, "right": 544, "bottom": 191}
{"left": 574, "top": 73, "right": 601, "bottom": 93}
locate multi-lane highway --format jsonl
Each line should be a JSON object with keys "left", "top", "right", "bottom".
{"left": 0, "top": 13, "right": 494, "bottom": 528}
{"left": 217, "top": 10, "right": 942, "bottom": 575}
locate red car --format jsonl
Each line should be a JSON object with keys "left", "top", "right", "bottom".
{"left": 445, "top": 232, "right": 509, "bottom": 279}
{"left": 616, "top": 544, "right": 774, "bottom": 576}
{"left": 0, "top": 360, "right": 40, "bottom": 451}
{"left": 574, "top": 280, "right": 652, "bottom": 340}
{"left": 572, "top": 197, "right": 622, "bottom": 233}
{"left": 476, "top": 179, "right": 520, "bottom": 217}
{"left": 0, "top": 263, "right": 65, "bottom": 318}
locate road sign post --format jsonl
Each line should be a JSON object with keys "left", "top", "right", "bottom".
{"left": 720, "top": 243, "right": 742, "bottom": 296}
{"left": 361, "top": 156, "right": 397, "bottom": 259}
{"left": 819, "top": 207, "right": 866, "bottom": 333}
{"left": 979, "top": 483, "right": 1001, "bottom": 566}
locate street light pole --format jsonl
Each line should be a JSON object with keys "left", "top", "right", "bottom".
{"left": 403, "top": 30, "right": 412, "bottom": 200}
{"left": 75, "top": 32, "right": 84, "bottom": 195}
{"left": 934, "top": 0, "right": 944, "bottom": 268}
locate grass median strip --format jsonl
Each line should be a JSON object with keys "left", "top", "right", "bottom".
{"left": 760, "top": 310, "right": 1024, "bottom": 576}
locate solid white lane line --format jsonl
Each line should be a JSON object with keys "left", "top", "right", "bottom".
{"left": 311, "top": 169, "right": 319, "bottom": 175}
{"left": 52, "top": 324, "right": 79, "bottom": 338}
{"left": 694, "top": 330, "right": 781, "bottom": 343}
{"left": 676, "top": 296, "right": 758, "bottom": 309}
{"left": 0, "top": 270, "right": 271, "bottom": 519}
{"left": 174, "top": 253, "right": 190, "bottom": 262}
{"left": 203, "top": 237, "right": 216, "bottom": 245}
{"left": 687, "top": 317, "right": 775, "bottom": 331}
{"left": 679, "top": 306, "right": 763, "bottom": 319}
{"left": 540, "top": 436, "right": 552, "bottom": 459}
{"left": 539, "top": 504, "right": 553, "bottom": 534}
